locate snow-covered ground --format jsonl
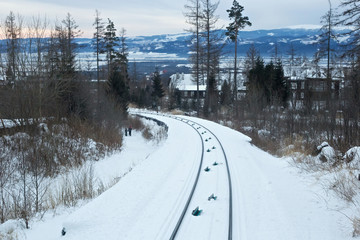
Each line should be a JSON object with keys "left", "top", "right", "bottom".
{"left": 1, "top": 111, "right": 351, "bottom": 239}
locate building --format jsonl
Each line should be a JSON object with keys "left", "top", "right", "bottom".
{"left": 288, "top": 77, "right": 342, "bottom": 109}
{"left": 169, "top": 73, "right": 207, "bottom": 99}
{"left": 169, "top": 73, "right": 344, "bottom": 110}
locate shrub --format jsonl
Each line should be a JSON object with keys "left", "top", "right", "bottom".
{"left": 352, "top": 217, "right": 360, "bottom": 237}
{"left": 330, "top": 171, "right": 358, "bottom": 203}
{"left": 128, "top": 116, "right": 145, "bottom": 130}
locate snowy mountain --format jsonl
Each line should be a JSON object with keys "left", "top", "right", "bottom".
{"left": 0, "top": 27, "right": 348, "bottom": 61}
{"left": 73, "top": 27, "right": 348, "bottom": 59}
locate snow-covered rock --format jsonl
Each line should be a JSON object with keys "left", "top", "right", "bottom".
{"left": 316, "top": 142, "right": 336, "bottom": 163}
{"left": 344, "top": 147, "right": 360, "bottom": 169}
{"left": 258, "top": 129, "right": 271, "bottom": 138}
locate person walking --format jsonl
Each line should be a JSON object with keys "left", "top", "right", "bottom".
{"left": 125, "top": 128, "right": 128, "bottom": 136}
{"left": 128, "top": 125, "right": 132, "bottom": 136}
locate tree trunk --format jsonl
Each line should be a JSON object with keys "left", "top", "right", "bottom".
{"left": 234, "top": 31, "right": 238, "bottom": 116}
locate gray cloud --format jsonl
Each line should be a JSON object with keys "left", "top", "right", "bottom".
{"left": 0, "top": 0, "right": 343, "bottom": 37}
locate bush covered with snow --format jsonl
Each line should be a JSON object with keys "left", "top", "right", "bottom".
{"left": 0, "top": 118, "right": 124, "bottom": 227}
{"left": 316, "top": 142, "right": 337, "bottom": 163}
{"left": 0, "top": 220, "right": 26, "bottom": 240}
{"left": 344, "top": 147, "right": 360, "bottom": 169}
{"left": 288, "top": 142, "right": 360, "bottom": 237}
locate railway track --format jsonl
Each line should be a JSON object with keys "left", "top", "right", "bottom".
{"left": 134, "top": 112, "right": 233, "bottom": 240}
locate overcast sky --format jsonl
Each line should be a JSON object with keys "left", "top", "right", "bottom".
{"left": 0, "top": 0, "right": 343, "bottom": 37}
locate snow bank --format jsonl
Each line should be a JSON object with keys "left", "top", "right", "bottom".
{"left": 0, "top": 220, "right": 26, "bottom": 240}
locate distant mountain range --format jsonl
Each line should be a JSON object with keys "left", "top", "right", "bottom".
{"left": 0, "top": 27, "right": 350, "bottom": 62}
{"left": 73, "top": 27, "right": 349, "bottom": 61}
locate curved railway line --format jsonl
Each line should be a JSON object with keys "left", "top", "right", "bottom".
{"left": 135, "top": 112, "right": 233, "bottom": 240}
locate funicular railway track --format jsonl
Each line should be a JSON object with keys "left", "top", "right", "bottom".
{"left": 135, "top": 112, "right": 233, "bottom": 240}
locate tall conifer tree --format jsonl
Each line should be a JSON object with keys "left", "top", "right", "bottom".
{"left": 151, "top": 70, "right": 165, "bottom": 109}
{"left": 226, "top": 0, "right": 251, "bottom": 104}
{"left": 103, "top": 18, "right": 119, "bottom": 76}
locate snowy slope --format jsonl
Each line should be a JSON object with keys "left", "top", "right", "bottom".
{"left": 19, "top": 111, "right": 350, "bottom": 239}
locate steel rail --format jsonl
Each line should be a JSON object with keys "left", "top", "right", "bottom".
{"left": 133, "top": 112, "right": 232, "bottom": 240}
{"left": 168, "top": 116, "right": 204, "bottom": 240}
{"left": 171, "top": 116, "right": 233, "bottom": 240}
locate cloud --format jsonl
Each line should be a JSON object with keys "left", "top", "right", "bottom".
{"left": 0, "top": 0, "right": 343, "bottom": 37}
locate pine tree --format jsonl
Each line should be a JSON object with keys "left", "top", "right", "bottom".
{"left": 48, "top": 14, "right": 88, "bottom": 119}
{"left": 272, "top": 60, "right": 289, "bottom": 107}
{"left": 205, "top": 73, "right": 218, "bottom": 115}
{"left": 53, "top": 13, "right": 81, "bottom": 78}
{"left": 248, "top": 58, "right": 267, "bottom": 108}
{"left": 220, "top": 80, "right": 232, "bottom": 106}
{"left": 107, "top": 66, "right": 129, "bottom": 114}
{"left": 151, "top": 70, "right": 165, "bottom": 109}
{"left": 247, "top": 57, "right": 289, "bottom": 108}
{"left": 103, "top": 18, "right": 119, "bottom": 76}
{"left": 4, "top": 11, "right": 20, "bottom": 83}
{"left": 226, "top": 0, "right": 251, "bottom": 103}
{"left": 116, "top": 28, "right": 129, "bottom": 84}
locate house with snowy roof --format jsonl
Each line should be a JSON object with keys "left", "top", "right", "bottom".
{"left": 169, "top": 72, "right": 248, "bottom": 100}
{"left": 169, "top": 73, "right": 207, "bottom": 99}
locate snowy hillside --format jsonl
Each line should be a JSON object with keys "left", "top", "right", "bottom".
{"left": 5, "top": 110, "right": 351, "bottom": 240}
{"left": 75, "top": 28, "right": 347, "bottom": 60}
{"left": 0, "top": 27, "right": 349, "bottom": 62}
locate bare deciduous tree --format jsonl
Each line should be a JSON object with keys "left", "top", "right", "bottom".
{"left": 185, "top": 0, "right": 202, "bottom": 116}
